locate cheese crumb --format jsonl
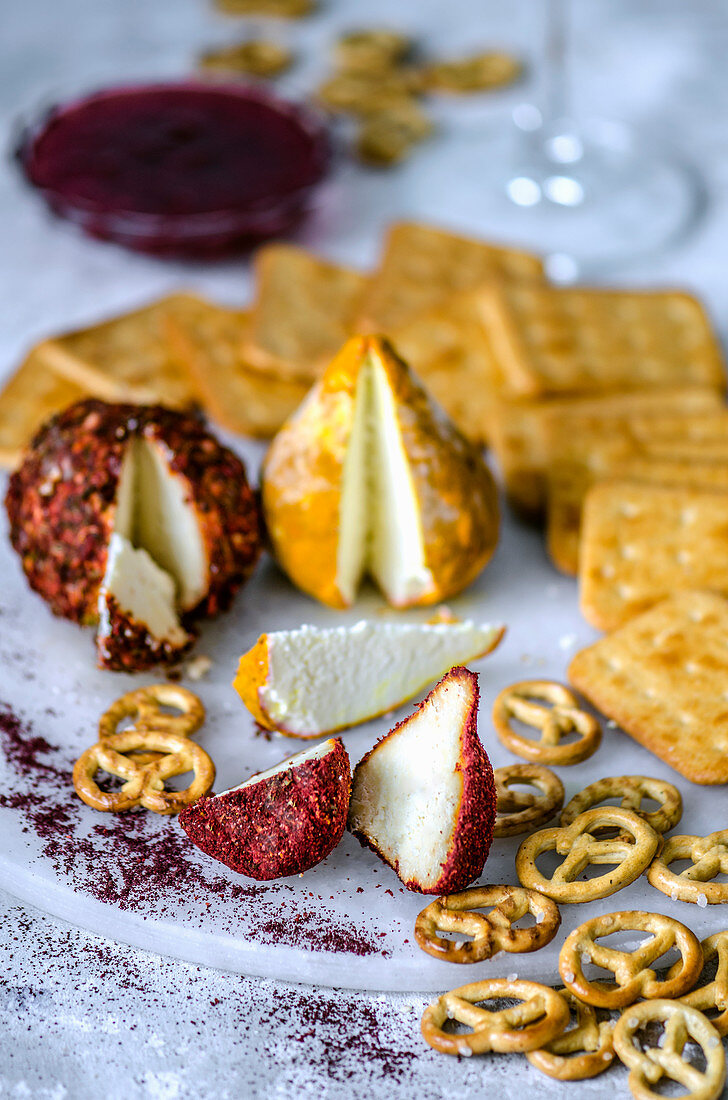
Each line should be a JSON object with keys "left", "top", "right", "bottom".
{"left": 185, "top": 655, "right": 212, "bottom": 681}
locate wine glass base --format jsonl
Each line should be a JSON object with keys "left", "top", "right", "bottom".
{"left": 398, "top": 117, "right": 703, "bottom": 281}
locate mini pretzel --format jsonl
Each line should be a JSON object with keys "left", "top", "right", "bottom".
{"left": 525, "top": 988, "right": 615, "bottom": 1080}
{"left": 613, "top": 999, "right": 726, "bottom": 1100}
{"left": 74, "top": 728, "right": 215, "bottom": 815}
{"left": 492, "top": 680, "right": 601, "bottom": 765}
{"left": 516, "top": 807, "right": 660, "bottom": 903}
{"left": 677, "top": 932, "right": 728, "bottom": 1037}
{"left": 493, "top": 764, "right": 564, "bottom": 837}
{"left": 98, "top": 684, "right": 205, "bottom": 739}
{"left": 421, "top": 978, "right": 569, "bottom": 1056}
{"left": 647, "top": 830, "right": 728, "bottom": 904}
{"left": 561, "top": 775, "right": 682, "bottom": 835}
{"left": 414, "top": 884, "right": 560, "bottom": 964}
{"left": 559, "top": 911, "right": 703, "bottom": 1009}
{"left": 73, "top": 685, "right": 212, "bottom": 815}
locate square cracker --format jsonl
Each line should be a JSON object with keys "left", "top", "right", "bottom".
{"left": 548, "top": 453, "right": 728, "bottom": 577}
{"left": 0, "top": 350, "right": 87, "bottom": 469}
{"left": 579, "top": 480, "right": 728, "bottom": 630}
{"left": 166, "top": 301, "right": 308, "bottom": 438}
{"left": 356, "top": 221, "right": 544, "bottom": 334}
{"left": 244, "top": 244, "right": 370, "bottom": 383}
{"left": 546, "top": 438, "right": 638, "bottom": 574}
{"left": 38, "top": 295, "right": 202, "bottom": 407}
{"left": 547, "top": 407, "right": 728, "bottom": 576}
{"left": 479, "top": 283, "right": 727, "bottom": 398}
{"left": 387, "top": 288, "right": 505, "bottom": 444}
{"left": 489, "top": 386, "right": 723, "bottom": 519}
{"left": 568, "top": 590, "right": 728, "bottom": 784}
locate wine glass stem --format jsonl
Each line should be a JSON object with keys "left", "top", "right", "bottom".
{"left": 545, "top": 0, "right": 569, "bottom": 125}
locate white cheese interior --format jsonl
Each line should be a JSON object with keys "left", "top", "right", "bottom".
{"left": 96, "top": 435, "right": 208, "bottom": 649}
{"left": 335, "top": 350, "right": 435, "bottom": 607}
{"left": 114, "top": 445, "right": 136, "bottom": 541}
{"left": 348, "top": 674, "right": 469, "bottom": 889}
{"left": 259, "top": 619, "right": 502, "bottom": 735}
{"left": 368, "top": 357, "right": 433, "bottom": 606}
{"left": 219, "top": 738, "right": 337, "bottom": 797}
{"left": 98, "top": 533, "right": 190, "bottom": 646}
{"left": 134, "top": 438, "right": 208, "bottom": 611}
{"left": 336, "top": 366, "right": 370, "bottom": 605}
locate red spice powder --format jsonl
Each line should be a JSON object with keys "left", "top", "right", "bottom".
{"left": 0, "top": 703, "right": 387, "bottom": 957}
{"left": 264, "top": 990, "right": 419, "bottom": 1081}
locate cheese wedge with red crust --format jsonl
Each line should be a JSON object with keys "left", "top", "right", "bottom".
{"left": 96, "top": 533, "right": 193, "bottom": 671}
{"left": 233, "top": 619, "right": 505, "bottom": 738}
{"left": 179, "top": 738, "right": 351, "bottom": 880}
{"left": 348, "top": 666, "right": 496, "bottom": 894}
{"left": 261, "top": 335, "right": 499, "bottom": 610}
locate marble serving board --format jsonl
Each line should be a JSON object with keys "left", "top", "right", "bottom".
{"left": 0, "top": 445, "right": 724, "bottom": 993}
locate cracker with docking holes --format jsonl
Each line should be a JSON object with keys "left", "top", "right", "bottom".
{"left": 548, "top": 452, "right": 728, "bottom": 577}
{"left": 244, "top": 244, "right": 370, "bottom": 383}
{"left": 0, "top": 348, "right": 87, "bottom": 470}
{"left": 478, "top": 282, "right": 726, "bottom": 399}
{"left": 491, "top": 386, "right": 725, "bottom": 520}
{"left": 37, "top": 295, "right": 202, "bottom": 408}
{"left": 629, "top": 409, "right": 728, "bottom": 446}
{"left": 388, "top": 287, "right": 504, "bottom": 444}
{"left": 568, "top": 590, "right": 728, "bottom": 784}
{"left": 579, "top": 480, "right": 728, "bottom": 630}
{"left": 165, "top": 301, "right": 307, "bottom": 438}
{"left": 541, "top": 394, "right": 727, "bottom": 502}
{"left": 356, "top": 222, "right": 544, "bottom": 334}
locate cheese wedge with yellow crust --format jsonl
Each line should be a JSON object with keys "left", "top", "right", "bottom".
{"left": 233, "top": 618, "right": 504, "bottom": 737}
{"left": 261, "top": 335, "right": 500, "bottom": 609}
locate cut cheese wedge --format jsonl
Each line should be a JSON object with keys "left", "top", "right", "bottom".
{"left": 179, "top": 738, "right": 351, "bottom": 880}
{"left": 93, "top": 431, "right": 209, "bottom": 669}
{"left": 97, "top": 533, "right": 192, "bottom": 671}
{"left": 348, "top": 666, "right": 497, "bottom": 893}
{"left": 233, "top": 618, "right": 504, "bottom": 737}
{"left": 261, "top": 335, "right": 499, "bottom": 609}
{"left": 133, "top": 436, "right": 208, "bottom": 612}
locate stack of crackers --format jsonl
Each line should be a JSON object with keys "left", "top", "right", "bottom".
{"left": 3, "top": 221, "right": 726, "bottom": 482}
{"left": 0, "top": 222, "right": 537, "bottom": 466}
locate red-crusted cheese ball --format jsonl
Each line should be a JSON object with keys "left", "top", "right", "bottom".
{"left": 5, "top": 399, "right": 261, "bottom": 626}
